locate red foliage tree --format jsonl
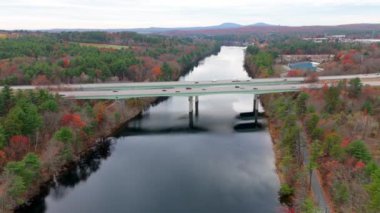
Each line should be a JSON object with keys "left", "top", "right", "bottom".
{"left": 354, "top": 161, "right": 366, "bottom": 170}
{"left": 93, "top": 102, "right": 106, "bottom": 124}
{"left": 32, "top": 74, "right": 51, "bottom": 85}
{"left": 322, "top": 83, "right": 329, "bottom": 92}
{"left": 287, "top": 70, "right": 303, "bottom": 77}
{"left": 61, "top": 113, "right": 86, "bottom": 128}
{"left": 63, "top": 58, "right": 70, "bottom": 68}
{"left": 341, "top": 50, "right": 357, "bottom": 65}
{"left": 304, "top": 73, "right": 319, "bottom": 83}
{"left": 152, "top": 65, "right": 162, "bottom": 77}
{"left": 6, "top": 135, "right": 30, "bottom": 160}
{"left": 340, "top": 138, "right": 350, "bottom": 148}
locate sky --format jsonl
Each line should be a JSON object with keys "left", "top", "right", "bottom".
{"left": 1, "top": 0, "right": 380, "bottom": 30}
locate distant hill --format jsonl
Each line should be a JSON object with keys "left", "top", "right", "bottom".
{"left": 164, "top": 23, "right": 380, "bottom": 37}
{"left": 28, "top": 22, "right": 380, "bottom": 37}
{"left": 126, "top": 23, "right": 243, "bottom": 34}
{"left": 249, "top": 22, "right": 273, "bottom": 27}
{"left": 41, "top": 23, "right": 243, "bottom": 34}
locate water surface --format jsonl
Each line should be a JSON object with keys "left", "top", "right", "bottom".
{"left": 23, "top": 46, "right": 280, "bottom": 213}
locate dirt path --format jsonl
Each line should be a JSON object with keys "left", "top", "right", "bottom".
{"left": 298, "top": 121, "right": 332, "bottom": 212}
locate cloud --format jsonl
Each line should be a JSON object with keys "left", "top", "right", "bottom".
{"left": 0, "top": 0, "right": 379, "bottom": 29}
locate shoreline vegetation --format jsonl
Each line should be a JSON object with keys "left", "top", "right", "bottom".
{"left": 0, "top": 31, "right": 221, "bottom": 212}
{"left": 244, "top": 41, "right": 380, "bottom": 212}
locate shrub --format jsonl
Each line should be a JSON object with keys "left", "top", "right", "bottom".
{"left": 332, "top": 181, "right": 349, "bottom": 204}
{"left": 54, "top": 127, "right": 74, "bottom": 144}
{"left": 347, "top": 140, "right": 372, "bottom": 163}
{"left": 301, "top": 198, "right": 318, "bottom": 213}
{"left": 306, "top": 113, "right": 319, "bottom": 134}
{"left": 311, "top": 127, "right": 323, "bottom": 140}
{"left": 279, "top": 183, "right": 294, "bottom": 197}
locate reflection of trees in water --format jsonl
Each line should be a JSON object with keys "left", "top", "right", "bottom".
{"left": 15, "top": 139, "right": 114, "bottom": 213}
{"left": 52, "top": 139, "right": 113, "bottom": 198}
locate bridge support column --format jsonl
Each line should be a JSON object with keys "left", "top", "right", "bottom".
{"left": 254, "top": 95, "right": 259, "bottom": 127}
{"left": 117, "top": 99, "right": 126, "bottom": 120}
{"left": 195, "top": 96, "right": 199, "bottom": 117}
{"left": 189, "top": 96, "right": 194, "bottom": 128}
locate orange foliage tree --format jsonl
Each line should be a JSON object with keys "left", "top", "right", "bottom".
{"left": 61, "top": 113, "right": 86, "bottom": 128}
{"left": 152, "top": 65, "right": 162, "bottom": 78}
{"left": 287, "top": 70, "right": 303, "bottom": 77}
{"left": 93, "top": 102, "right": 106, "bottom": 124}
{"left": 5, "top": 135, "right": 30, "bottom": 160}
{"left": 32, "top": 75, "right": 51, "bottom": 85}
{"left": 63, "top": 58, "right": 70, "bottom": 68}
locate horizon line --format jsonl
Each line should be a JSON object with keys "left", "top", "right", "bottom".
{"left": 1, "top": 22, "right": 380, "bottom": 31}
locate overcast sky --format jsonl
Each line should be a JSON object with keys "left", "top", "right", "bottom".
{"left": 1, "top": 0, "right": 380, "bottom": 30}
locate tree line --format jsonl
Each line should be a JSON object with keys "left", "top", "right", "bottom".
{"left": 0, "top": 32, "right": 220, "bottom": 85}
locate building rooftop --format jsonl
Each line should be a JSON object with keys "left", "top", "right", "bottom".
{"left": 288, "top": 61, "right": 318, "bottom": 71}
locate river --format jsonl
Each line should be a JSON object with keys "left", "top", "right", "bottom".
{"left": 20, "top": 46, "right": 281, "bottom": 213}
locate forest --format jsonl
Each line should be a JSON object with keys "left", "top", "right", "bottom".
{"left": 0, "top": 32, "right": 221, "bottom": 211}
{"left": 245, "top": 38, "right": 380, "bottom": 79}
{"left": 0, "top": 32, "right": 220, "bottom": 85}
{"left": 244, "top": 40, "right": 380, "bottom": 212}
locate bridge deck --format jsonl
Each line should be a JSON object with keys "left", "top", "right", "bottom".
{"left": 3, "top": 73, "right": 380, "bottom": 100}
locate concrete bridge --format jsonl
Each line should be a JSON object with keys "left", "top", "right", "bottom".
{"left": 5, "top": 73, "right": 380, "bottom": 128}
{"left": 5, "top": 73, "right": 380, "bottom": 97}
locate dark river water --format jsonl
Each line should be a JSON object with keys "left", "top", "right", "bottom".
{"left": 21, "top": 46, "right": 280, "bottom": 213}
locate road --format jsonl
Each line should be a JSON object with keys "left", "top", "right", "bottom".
{"left": 57, "top": 80, "right": 380, "bottom": 100}
{"left": 3, "top": 73, "right": 380, "bottom": 92}
{"left": 298, "top": 121, "right": 331, "bottom": 212}
{"left": 2, "top": 73, "right": 380, "bottom": 100}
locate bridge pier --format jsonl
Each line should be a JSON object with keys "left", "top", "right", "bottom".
{"left": 195, "top": 96, "right": 199, "bottom": 117}
{"left": 116, "top": 99, "right": 126, "bottom": 119}
{"left": 253, "top": 95, "right": 259, "bottom": 127}
{"left": 189, "top": 96, "right": 194, "bottom": 128}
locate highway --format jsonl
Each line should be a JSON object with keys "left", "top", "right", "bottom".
{"left": 3, "top": 73, "right": 380, "bottom": 100}
{"left": 57, "top": 81, "right": 380, "bottom": 100}
{"left": 3, "top": 73, "right": 380, "bottom": 92}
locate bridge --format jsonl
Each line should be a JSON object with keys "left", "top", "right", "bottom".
{"left": 6, "top": 73, "right": 380, "bottom": 97}
{"left": 5, "top": 73, "right": 380, "bottom": 128}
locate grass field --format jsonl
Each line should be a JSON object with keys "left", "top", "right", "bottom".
{"left": 78, "top": 42, "right": 129, "bottom": 50}
{"left": 0, "top": 33, "right": 8, "bottom": 39}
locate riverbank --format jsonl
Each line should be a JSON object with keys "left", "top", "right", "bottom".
{"left": 7, "top": 46, "right": 222, "bottom": 212}
{"left": 244, "top": 50, "right": 324, "bottom": 211}
{"left": 15, "top": 46, "right": 281, "bottom": 213}
{"left": 244, "top": 45, "right": 380, "bottom": 212}
{"left": 14, "top": 97, "right": 155, "bottom": 212}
